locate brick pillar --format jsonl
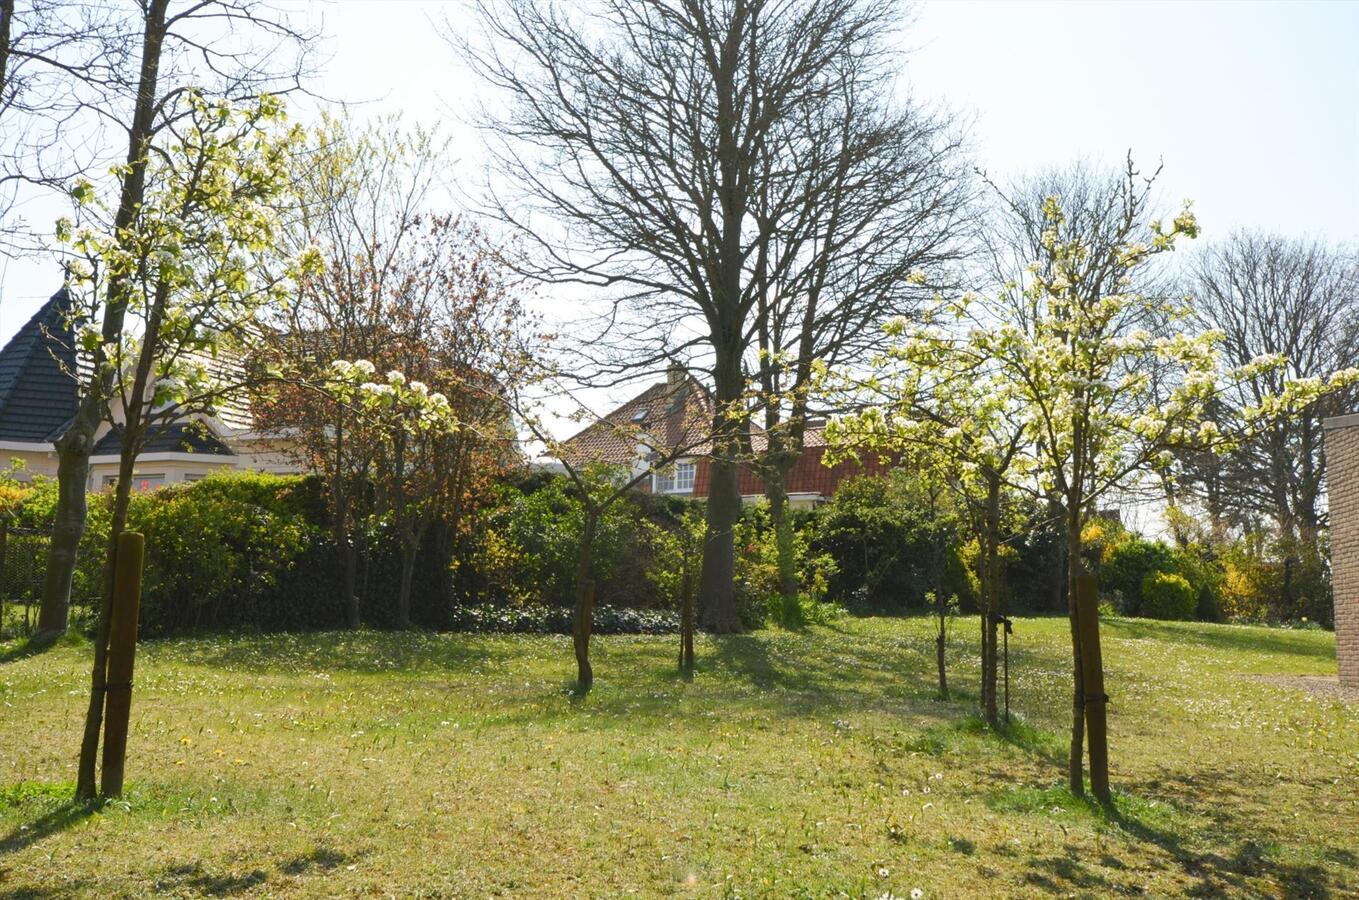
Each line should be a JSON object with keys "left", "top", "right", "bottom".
{"left": 1325, "top": 413, "right": 1359, "bottom": 687}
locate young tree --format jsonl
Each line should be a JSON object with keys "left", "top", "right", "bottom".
{"left": 34, "top": 0, "right": 315, "bottom": 641}
{"left": 256, "top": 116, "right": 449, "bottom": 628}
{"left": 513, "top": 375, "right": 712, "bottom": 692}
{"left": 976, "top": 174, "right": 1213, "bottom": 799}
{"left": 58, "top": 90, "right": 309, "bottom": 800}
{"left": 826, "top": 342, "right": 1027, "bottom": 724}
{"left": 463, "top": 0, "right": 936, "bottom": 632}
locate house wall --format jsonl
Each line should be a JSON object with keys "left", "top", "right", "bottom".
{"left": 1324, "top": 413, "right": 1359, "bottom": 687}
{"left": 87, "top": 457, "right": 244, "bottom": 491}
{"left": 0, "top": 446, "right": 60, "bottom": 481}
{"left": 1, "top": 435, "right": 306, "bottom": 493}
{"left": 690, "top": 445, "right": 895, "bottom": 505}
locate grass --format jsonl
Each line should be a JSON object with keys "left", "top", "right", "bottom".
{"left": 0, "top": 614, "right": 1354, "bottom": 898}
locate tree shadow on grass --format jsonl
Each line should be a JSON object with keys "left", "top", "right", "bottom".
{"left": 0, "top": 640, "right": 46, "bottom": 666}
{"left": 0, "top": 796, "right": 100, "bottom": 857}
{"left": 1000, "top": 776, "right": 1353, "bottom": 898}
{"left": 1119, "top": 768, "right": 1356, "bottom": 898}
{"left": 155, "top": 846, "right": 355, "bottom": 896}
{"left": 1103, "top": 618, "right": 1334, "bottom": 662}
{"left": 0, "top": 883, "right": 94, "bottom": 900}
{"left": 158, "top": 630, "right": 523, "bottom": 676}
{"left": 703, "top": 632, "right": 982, "bottom": 727}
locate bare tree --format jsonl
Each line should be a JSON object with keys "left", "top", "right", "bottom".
{"left": 34, "top": 0, "right": 317, "bottom": 643}
{"left": 1184, "top": 232, "right": 1359, "bottom": 551}
{"left": 744, "top": 38, "right": 970, "bottom": 602}
{"left": 0, "top": 1, "right": 129, "bottom": 255}
{"left": 462, "top": 0, "right": 923, "bottom": 632}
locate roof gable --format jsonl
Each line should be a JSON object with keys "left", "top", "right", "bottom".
{"left": 560, "top": 373, "right": 712, "bottom": 467}
{"left": 0, "top": 288, "right": 79, "bottom": 443}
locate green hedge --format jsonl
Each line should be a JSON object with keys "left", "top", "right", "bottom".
{"left": 1140, "top": 571, "right": 1197, "bottom": 620}
{"left": 8, "top": 469, "right": 696, "bottom": 637}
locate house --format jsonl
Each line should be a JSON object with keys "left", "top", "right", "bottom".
{"left": 1324, "top": 412, "right": 1359, "bottom": 687}
{"left": 0, "top": 288, "right": 302, "bottom": 490}
{"left": 558, "top": 364, "right": 892, "bottom": 508}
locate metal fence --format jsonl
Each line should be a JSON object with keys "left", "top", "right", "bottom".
{"left": 0, "top": 523, "right": 95, "bottom": 640}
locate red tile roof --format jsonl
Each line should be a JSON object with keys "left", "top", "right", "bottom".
{"left": 560, "top": 376, "right": 889, "bottom": 500}
{"left": 559, "top": 373, "right": 713, "bottom": 469}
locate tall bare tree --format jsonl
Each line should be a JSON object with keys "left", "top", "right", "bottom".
{"left": 463, "top": 0, "right": 935, "bottom": 631}
{"left": 1184, "top": 233, "right": 1359, "bottom": 550}
{"left": 744, "top": 42, "right": 969, "bottom": 602}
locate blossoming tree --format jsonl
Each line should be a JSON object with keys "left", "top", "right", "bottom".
{"left": 57, "top": 91, "right": 312, "bottom": 800}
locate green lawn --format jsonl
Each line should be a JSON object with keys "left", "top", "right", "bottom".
{"left": 0, "top": 614, "right": 1354, "bottom": 898}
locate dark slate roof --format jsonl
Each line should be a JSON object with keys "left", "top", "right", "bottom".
{"left": 0, "top": 288, "right": 80, "bottom": 443}
{"left": 92, "top": 421, "right": 235, "bottom": 457}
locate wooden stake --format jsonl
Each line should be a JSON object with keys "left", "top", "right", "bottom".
{"left": 679, "top": 559, "right": 695, "bottom": 674}
{"left": 1075, "top": 573, "right": 1110, "bottom": 802}
{"left": 100, "top": 531, "right": 145, "bottom": 797}
{"left": 0, "top": 520, "right": 7, "bottom": 641}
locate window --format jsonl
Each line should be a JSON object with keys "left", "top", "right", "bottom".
{"left": 134, "top": 474, "right": 166, "bottom": 491}
{"left": 654, "top": 461, "right": 695, "bottom": 494}
{"left": 674, "top": 461, "right": 695, "bottom": 492}
{"left": 185, "top": 473, "right": 206, "bottom": 483}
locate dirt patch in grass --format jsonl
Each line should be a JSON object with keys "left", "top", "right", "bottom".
{"left": 1244, "top": 673, "right": 1359, "bottom": 702}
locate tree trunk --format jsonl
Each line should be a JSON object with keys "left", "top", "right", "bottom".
{"left": 396, "top": 538, "right": 416, "bottom": 630}
{"left": 34, "top": 429, "right": 92, "bottom": 640}
{"left": 36, "top": 0, "right": 169, "bottom": 641}
{"left": 1066, "top": 498, "right": 1086, "bottom": 797}
{"left": 0, "top": 1, "right": 13, "bottom": 102}
{"left": 679, "top": 553, "right": 695, "bottom": 675}
{"left": 766, "top": 471, "right": 799, "bottom": 605}
{"left": 982, "top": 474, "right": 1000, "bottom": 726}
{"left": 337, "top": 526, "right": 359, "bottom": 629}
{"left": 74, "top": 441, "right": 139, "bottom": 799}
{"left": 573, "top": 511, "right": 599, "bottom": 691}
{"left": 698, "top": 454, "right": 741, "bottom": 633}
{"left": 935, "top": 605, "right": 948, "bottom": 700}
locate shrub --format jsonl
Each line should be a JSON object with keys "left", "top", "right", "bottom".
{"left": 1102, "top": 537, "right": 1176, "bottom": 616}
{"left": 731, "top": 502, "right": 836, "bottom": 627}
{"left": 468, "top": 468, "right": 694, "bottom": 610}
{"left": 811, "top": 471, "right": 963, "bottom": 613}
{"left": 1140, "top": 571, "right": 1196, "bottom": 620}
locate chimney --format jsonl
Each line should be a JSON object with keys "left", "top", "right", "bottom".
{"left": 667, "top": 362, "right": 685, "bottom": 389}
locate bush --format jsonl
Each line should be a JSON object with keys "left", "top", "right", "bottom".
{"left": 1102, "top": 537, "right": 1176, "bottom": 616}
{"left": 731, "top": 502, "right": 837, "bottom": 627}
{"left": 1140, "top": 571, "right": 1196, "bottom": 620}
{"left": 468, "top": 468, "right": 696, "bottom": 610}
{"left": 811, "top": 471, "right": 963, "bottom": 613}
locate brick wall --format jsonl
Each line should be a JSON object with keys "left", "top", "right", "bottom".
{"left": 1325, "top": 414, "right": 1359, "bottom": 687}
{"left": 691, "top": 446, "right": 895, "bottom": 500}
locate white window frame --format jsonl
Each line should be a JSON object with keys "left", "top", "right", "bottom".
{"left": 654, "top": 460, "right": 695, "bottom": 494}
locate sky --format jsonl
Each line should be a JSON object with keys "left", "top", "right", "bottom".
{"left": 0, "top": 0, "right": 1356, "bottom": 441}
